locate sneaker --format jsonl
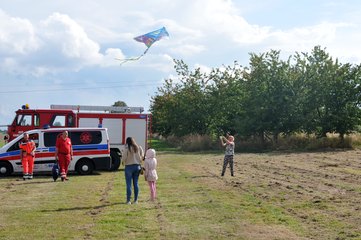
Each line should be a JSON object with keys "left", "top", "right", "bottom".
{"left": 23, "top": 174, "right": 27, "bottom": 180}
{"left": 61, "top": 176, "right": 65, "bottom": 182}
{"left": 28, "top": 174, "right": 33, "bottom": 180}
{"left": 126, "top": 201, "right": 132, "bottom": 205}
{"left": 65, "top": 177, "right": 69, "bottom": 181}
{"left": 133, "top": 200, "right": 138, "bottom": 204}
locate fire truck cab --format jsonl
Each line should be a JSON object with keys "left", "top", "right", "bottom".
{"left": 7, "top": 105, "right": 151, "bottom": 171}
{"left": 8, "top": 109, "right": 76, "bottom": 138}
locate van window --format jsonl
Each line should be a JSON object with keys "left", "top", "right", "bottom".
{"left": 30, "top": 133, "right": 39, "bottom": 147}
{"left": 71, "top": 131, "right": 102, "bottom": 145}
{"left": 44, "top": 131, "right": 102, "bottom": 147}
{"left": 7, "top": 139, "right": 22, "bottom": 152}
{"left": 44, "top": 132, "right": 62, "bottom": 147}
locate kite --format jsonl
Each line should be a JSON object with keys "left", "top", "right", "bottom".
{"left": 116, "top": 27, "right": 169, "bottom": 65}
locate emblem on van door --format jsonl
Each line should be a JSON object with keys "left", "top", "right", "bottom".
{"left": 80, "top": 132, "right": 92, "bottom": 144}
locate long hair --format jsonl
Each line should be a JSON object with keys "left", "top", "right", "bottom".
{"left": 126, "top": 137, "right": 139, "bottom": 153}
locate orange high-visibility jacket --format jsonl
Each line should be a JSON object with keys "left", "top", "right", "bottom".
{"left": 19, "top": 140, "right": 36, "bottom": 155}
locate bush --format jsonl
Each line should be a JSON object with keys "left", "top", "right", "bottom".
{"left": 179, "top": 134, "right": 217, "bottom": 152}
{"left": 165, "top": 135, "right": 183, "bottom": 148}
{"left": 304, "top": 134, "right": 353, "bottom": 150}
{"left": 163, "top": 134, "right": 219, "bottom": 152}
{"left": 348, "top": 133, "right": 361, "bottom": 148}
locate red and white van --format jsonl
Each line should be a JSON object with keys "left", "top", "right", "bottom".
{"left": 0, "top": 128, "right": 111, "bottom": 177}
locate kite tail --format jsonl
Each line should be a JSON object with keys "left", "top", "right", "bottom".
{"left": 115, "top": 47, "right": 151, "bottom": 66}
{"left": 143, "top": 47, "right": 150, "bottom": 55}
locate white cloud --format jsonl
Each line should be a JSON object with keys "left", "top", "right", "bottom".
{"left": 0, "top": 9, "right": 40, "bottom": 55}
{"left": 0, "top": 11, "right": 128, "bottom": 75}
{"left": 102, "top": 48, "right": 126, "bottom": 67}
{"left": 41, "top": 13, "right": 103, "bottom": 65}
{"left": 267, "top": 22, "right": 350, "bottom": 52}
{"left": 128, "top": 53, "right": 174, "bottom": 72}
{"left": 170, "top": 44, "right": 206, "bottom": 56}
{"left": 194, "top": 63, "right": 212, "bottom": 74}
{"left": 177, "top": 0, "right": 270, "bottom": 45}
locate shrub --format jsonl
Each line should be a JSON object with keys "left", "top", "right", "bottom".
{"left": 165, "top": 135, "right": 183, "bottom": 148}
{"left": 181, "top": 134, "right": 217, "bottom": 152}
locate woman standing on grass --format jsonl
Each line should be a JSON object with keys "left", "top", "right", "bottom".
{"left": 144, "top": 148, "right": 158, "bottom": 201}
{"left": 122, "top": 137, "right": 144, "bottom": 205}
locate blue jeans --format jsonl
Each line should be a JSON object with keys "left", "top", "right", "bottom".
{"left": 125, "top": 164, "right": 141, "bottom": 202}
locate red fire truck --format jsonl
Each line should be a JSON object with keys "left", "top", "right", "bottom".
{"left": 6, "top": 104, "right": 151, "bottom": 170}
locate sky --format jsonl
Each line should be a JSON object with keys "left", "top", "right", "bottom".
{"left": 1, "top": 0, "right": 361, "bottom": 128}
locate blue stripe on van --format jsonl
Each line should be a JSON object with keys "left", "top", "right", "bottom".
{"left": 0, "top": 150, "right": 21, "bottom": 158}
{"left": 72, "top": 144, "right": 108, "bottom": 151}
{"left": 0, "top": 144, "right": 108, "bottom": 158}
{"left": 46, "top": 144, "right": 108, "bottom": 152}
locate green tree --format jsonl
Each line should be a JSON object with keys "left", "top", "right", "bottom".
{"left": 294, "top": 46, "right": 361, "bottom": 138}
{"left": 151, "top": 47, "right": 361, "bottom": 145}
{"left": 113, "top": 101, "right": 127, "bottom": 107}
{"left": 242, "top": 50, "right": 298, "bottom": 143}
{"left": 205, "top": 62, "right": 246, "bottom": 137}
{"left": 150, "top": 60, "right": 209, "bottom": 137}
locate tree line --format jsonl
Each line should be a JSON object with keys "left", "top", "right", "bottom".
{"left": 150, "top": 46, "right": 361, "bottom": 143}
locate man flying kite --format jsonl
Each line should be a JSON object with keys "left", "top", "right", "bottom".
{"left": 116, "top": 27, "right": 169, "bottom": 65}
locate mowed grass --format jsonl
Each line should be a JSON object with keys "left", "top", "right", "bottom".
{"left": 0, "top": 151, "right": 361, "bottom": 240}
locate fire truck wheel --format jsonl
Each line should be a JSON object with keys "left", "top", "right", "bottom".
{"left": 110, "top": 150, "right": 121, "bottom": 171}
{"left": 76, "top": 158, "right": 94, "bottom": 175}
{"left": 0, "top": 161, "right": 13, "bottom": 177}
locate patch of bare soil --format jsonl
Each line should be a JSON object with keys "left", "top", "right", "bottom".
{"left": 205, "top": 150, "right": 361, "bottom": 240}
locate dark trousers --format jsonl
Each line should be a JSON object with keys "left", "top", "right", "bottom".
{"left": 221, "top": 155, "right": 234, "bottom": 176}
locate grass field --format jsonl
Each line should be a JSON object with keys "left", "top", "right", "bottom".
{"left": 0, "top": 150, "right": 361, "bottom": 239}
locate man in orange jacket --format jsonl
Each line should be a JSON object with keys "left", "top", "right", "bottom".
{"left": 19, "top": 133, "right": 36, "bottom": 180}
{"left": 55, "top": 131, "right": 73, "bottom": 181}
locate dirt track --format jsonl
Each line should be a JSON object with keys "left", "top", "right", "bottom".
{"left": 206, "top": 150, "right": 361, "bottom": 239}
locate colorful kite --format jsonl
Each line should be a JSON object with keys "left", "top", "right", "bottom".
{"left": 116, "top": 27, "right": 169, "bottom": 65}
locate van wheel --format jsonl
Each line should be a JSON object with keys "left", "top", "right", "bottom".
{"left": 0, "top": 161, "right": 13, "bottom": 177}
{"left": 76, "top": 159, "right": 94, "bottom": 175}
{"left": 110, "top": 150, "right": 121, "bottom": 171}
